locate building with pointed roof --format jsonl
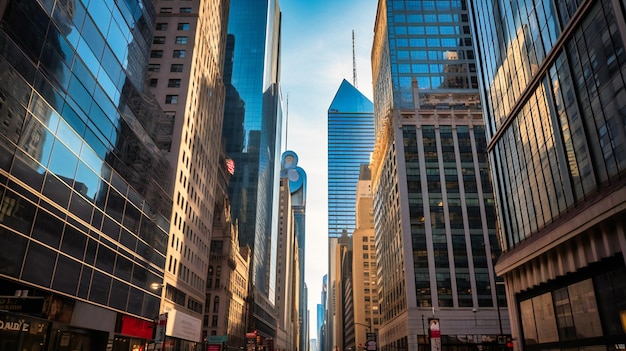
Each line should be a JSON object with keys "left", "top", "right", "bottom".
{"left": 327, "top": 79, "right": 374, "bottom": 350}
{"left": 328, "top": 79, "right": 375, "bottom": 240}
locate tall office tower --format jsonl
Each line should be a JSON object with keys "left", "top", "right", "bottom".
{"left": 276, "top": 165, "right": 299, "bottom": 351}
{"left": 327, "top": 79, "right": 374, "bottom": 350}
{"left": 222, "top": 0, "right": 283, "bottom": 341}
{"left": 470, "top": 0, "right": 626, "bottom": 349}
{"left": 148, "top": 0, "right": 230, "bottom": 347}
{"left": 328, "top": 79, "right": 375, "bottom": 240}
{"left": 0, "top": 0, "right": 173, "bottom": 349}
{"left": 351, "top": 165, "right": 378, "bottom": 350}
{"left": 331, "top": 230, "right": 353, "bottom": 351}
{"left": 280, "top": 150, "right": 309, "bottom": 351}
{"left": 370, "top": 1, "right": 509, "bottom": 350}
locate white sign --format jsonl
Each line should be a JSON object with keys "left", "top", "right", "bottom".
{"left": 0, "top": 319, "right": 29, "bottom": 332}
{"left": 165, "top": 309, "right": 202, "bottom": 342}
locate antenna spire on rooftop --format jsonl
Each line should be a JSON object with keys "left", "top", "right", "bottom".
{"left": 352, "top": 30, "right": 358, "bottom": 88}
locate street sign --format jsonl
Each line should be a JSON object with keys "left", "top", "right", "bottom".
{"left": 0, "top": 296, "right": 44, "bottom": 314}
{"left": 207, "top": 335, "right": 228, "bottom": 343}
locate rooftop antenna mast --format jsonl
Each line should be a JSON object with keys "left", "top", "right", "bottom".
{"left": 285, "top": 92, "right": 289, "bottom": 149}
{"left": 352, "top": 29, "right": 358, "bottom": 88}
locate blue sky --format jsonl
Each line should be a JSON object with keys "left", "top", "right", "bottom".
{"left": 279, "top": 0, "right": 378, "bottom": 340}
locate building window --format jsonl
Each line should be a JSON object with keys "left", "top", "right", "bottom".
{"left": 168, "top": 79, "right": 181, "bottom": 88}
{"left": 173, "top": 50, "right": 186, "bottom": 58}
{"left": 148, "top": 64, "right": 160, "bottom": 72}
{"left": 165, "top": 95, "right": 178, "bottom": 104}
{"left": 149, "top": 79, "right": 158, "bottom": 87}
{"left": 177, "top": 23, "right": 190, "bottom": 30}
{"left": 170, "top": 64, "right": 183, "bottom": 72}
{"left": 180, "top": 7, "right": 191, "bottom": 13}
{"left": 160, "top": 7, "right": 172, "bottom": 13}
{"left": 156, "top": 23, "right": 168, "bottom": 30}
{"left": 153, "top": 36, "right": 166, "bottom": 44}
{"left": 175, "top": 36, "right": 188, "bottom": 44}
{"left": 211, "top": 315, "right": 218, "bottom": 327}
{"left": 213, "top": 296, "right": 219, "bottom": 313}
{"left": 150, "top": 50, "right": 163, "bottom": 58}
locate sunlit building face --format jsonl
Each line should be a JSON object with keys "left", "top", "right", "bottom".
{"left": 471, "top": 0, "right": 626, "bottom": 349}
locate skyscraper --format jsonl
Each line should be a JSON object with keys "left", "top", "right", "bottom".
{"left": 0, "top": 0, "right": 172, "bottom": 349}
{"left": 327, "top": 79, "right": 374, "bottom": 350}
{"left": 351, "top": 165, "right": 378, "bottom": 350}
{"left": 222, "top": 0, "right": 283, "bottom": 340}
{"left": 276, "top": 156, "right": 300, "bottom": 351}
{"left": 148, "top": 0, "right": 230, "bottom": 346}
{"left": 470, "top": 0, "right": 626, "bottom": 349}
{"left": 280, "top": 150, "right": 309, "bottom": 351}
{"left": 328, "top": 79, "right": 375, "bottom": 239}
{"left": 370, "top": 1, "right": 508, "bottom": 350}
{"left": 319, "top": 275, "right": 328, "bottom": 351}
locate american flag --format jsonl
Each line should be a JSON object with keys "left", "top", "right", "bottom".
{"left": 226, "top": 158, "right": 235, "bottom": 174}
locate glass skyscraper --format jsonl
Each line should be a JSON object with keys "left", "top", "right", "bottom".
{"left": 327, "top": 79, "right": 375, "bottom": 239}
{"left": 0, "top": 0, "right": 172, "bottom": 350}
{"left": 222, "top": 0, "right": 283, "bottom": 339}
{"left": 470, "top": 0, "right": 626, "bottom": 349}
{"left": 327, "top": 79, "right": 374, "bottom": 351}
{"left": 370, "top": 1, "right": 507, "bottom": 350}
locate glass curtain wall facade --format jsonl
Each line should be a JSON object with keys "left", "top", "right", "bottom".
{"left": 470, "top": 0, "right": 626, "bottom": 349}
{"left": 327, "top": 79, "right": 374, "bottom": 350}
{"left": 222, "top": 0, "right": 282, "bottom": 340}
{"left": 0, "top": 0, "right": 172, "bottom": 350}
{"left": 370, "top": 1, "right": 507, "bottom": 351}
{"left": 328, "top": 79, "right": 375, "bottom": 239}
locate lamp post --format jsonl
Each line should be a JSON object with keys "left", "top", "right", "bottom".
{"left": 354, "top": 321, "right": 371, "bottom": 333}
{"left": 355, "top": 320, "right": 374, "bottom": 350}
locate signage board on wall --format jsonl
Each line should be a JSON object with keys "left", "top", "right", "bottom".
{"left": 429, "top": 318, "right": 441, "bottom": 351}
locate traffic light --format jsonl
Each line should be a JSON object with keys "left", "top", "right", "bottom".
{"left": 506, "top": 337, "right": 513, "bottom": 351}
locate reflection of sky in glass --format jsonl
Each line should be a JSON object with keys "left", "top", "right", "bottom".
{"left": 27, "top": 110, "right": 105, "bottom": 202}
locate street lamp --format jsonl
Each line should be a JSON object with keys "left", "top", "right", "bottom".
{"left": 354, "top": 320, "right": 373, "bottom": 350}
{"left": 150, "top": 282, "right": 164, "bottom": 290}
{"left": 354, "top": 321, "right": 371, "bottom": 333}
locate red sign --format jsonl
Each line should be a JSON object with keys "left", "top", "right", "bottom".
{"left": 206, "top": 345, "right": 222, "bottom": 351}
{"left": 121, "top": 315, "right": 154, "bottom": 339}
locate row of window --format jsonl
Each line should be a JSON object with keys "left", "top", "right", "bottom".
{"left": 156, "top": 22, "right": 190, "bottom": 31}
{"left": 154, "top": 36, "right": 189, "bottom": 45}
{"left": 151, "top": 49, "right": 187, "bottom": 58}
{"left": 159, "top": 7, "right": 192, "bottom": 14}
{"left": 149, "top": 78, "right": 181, "bottom": 88}
{"left": 393, "top": 13, "right": 467, "bottom": 24}
{"left": 391, "top": 0, "right": 465, "bottom": 11}
{"left": 393, "top": 25, "right": 471, "bottom": 38}
{"left": 148, "top": 63, "right": 185, "bottom": 73}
